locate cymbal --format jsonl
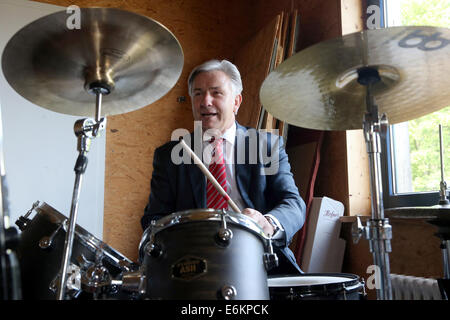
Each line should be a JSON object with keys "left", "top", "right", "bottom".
{"left": 260, "top": 26, "right": 450, "bottom": 130}
{"left": 1, "top": 8, "right": 184, "bottom": 117}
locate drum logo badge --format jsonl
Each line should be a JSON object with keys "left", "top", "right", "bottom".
{"left": 172, "top": 256, "right": 207, "bottom": 280}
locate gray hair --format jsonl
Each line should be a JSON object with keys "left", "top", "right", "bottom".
{"left": 187, "top": 59, "right": 243, "bottom": 97}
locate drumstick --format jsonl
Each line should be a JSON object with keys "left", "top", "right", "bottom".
{"left": 178, "top": 138, "right": 241, "bottom": 213}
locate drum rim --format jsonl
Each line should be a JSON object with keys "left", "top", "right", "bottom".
{"left": 36, "top": 202, "right": 134, "bottom": 265}
{"left": 268, "top": 273, "right": 365, "bottom": 300}
{"left": 147, "top": 209, "right": 267, "bottom": 238}
{"left": 138, "top": 209, "right": 269, "bottom": 262}
{"left": 268, "top": 273, "right": 361, "bottom": 288}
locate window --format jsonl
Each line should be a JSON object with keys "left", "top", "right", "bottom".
{"left": 382, "top": 0, "right": 450, "bottom": 208}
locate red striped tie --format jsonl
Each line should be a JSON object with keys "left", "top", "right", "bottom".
{"left": 206, "top": 138, "right": 228, "bottom": 210}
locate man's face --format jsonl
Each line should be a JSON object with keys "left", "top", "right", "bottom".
{"left": 191, "top": 70, "right": 242, "bottom": 134}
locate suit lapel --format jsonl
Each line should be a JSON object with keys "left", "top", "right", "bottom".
{"left": 187, "top": 162, "right": 206, "bottom": 208}
{"left": 186, "top": 131, "right": 206, "bottom": 208}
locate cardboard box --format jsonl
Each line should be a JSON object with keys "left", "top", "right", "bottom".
{"left": 301, "top": 197, "right": 346, "bottom": 273}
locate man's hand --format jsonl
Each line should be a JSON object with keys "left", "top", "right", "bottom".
{"left": 242, "top": 208, "right": 275, "bottom": 237}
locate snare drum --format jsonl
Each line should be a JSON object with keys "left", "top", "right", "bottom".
{"left": 138, "top": 209, "right": 272, "bottom": 300}
{"left": 268, "top": 273, "right": 366, "bottom": 300}
{"left": 17, "top": 202, "right": 135, "bottom": 300}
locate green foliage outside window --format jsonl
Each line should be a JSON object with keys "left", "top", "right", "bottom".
{"left": 398, "top": 0, "right": 450, "bottom": 192}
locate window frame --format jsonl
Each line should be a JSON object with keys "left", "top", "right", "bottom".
{"left": 381, "top": 126, "right": 443, "bottom": 209}
{"left": 380, "top": 0, "right": 449, "bottom": 209}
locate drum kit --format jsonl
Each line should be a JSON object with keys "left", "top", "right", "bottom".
{"left": 0, "top": 7, "right": 449, "bottom": 300}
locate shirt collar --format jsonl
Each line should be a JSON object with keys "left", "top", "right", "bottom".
{"left": 203, "top": 122, "right": 236, "bottom": 146}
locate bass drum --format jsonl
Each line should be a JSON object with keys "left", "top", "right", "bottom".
{"left": 139, "top": 209, "right": 272, "bottom": 300}
{"left": 16, "top": 202, "right": 137, "bottom": 300}
{"left": 268, "top": 273, "right": 366, "bottom": 300}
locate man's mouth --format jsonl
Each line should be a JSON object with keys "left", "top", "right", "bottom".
{"left": 201, "top": 112, "right": 218, "bottom": 117}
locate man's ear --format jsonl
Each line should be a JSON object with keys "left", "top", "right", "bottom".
{"left": 234, "top": 94, "right": 242, "bottom": 115}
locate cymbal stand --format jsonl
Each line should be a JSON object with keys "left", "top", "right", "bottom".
{"left": 56, "top": 88, "right": 107, "bottom": 300}
{"left": 438, "top": 124, "right": 449, "bottom": 205}
{"left": 429, "top": 215, "right": 450, "bottom": 299}
{"left": 434, "top": 124, "right": 450, "bottom": 298}
{"left": 353, "top": 67, "right": 393, "bottom": 300}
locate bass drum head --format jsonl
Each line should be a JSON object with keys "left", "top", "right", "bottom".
{"left": 268, "top": 273, "right": 366, "bottom": 300}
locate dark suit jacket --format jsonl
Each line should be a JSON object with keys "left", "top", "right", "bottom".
{"left": 141, "top": 122, "right": 306, "bottom": 275}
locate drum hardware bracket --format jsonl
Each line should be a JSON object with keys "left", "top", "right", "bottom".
{"left": 344, "top": 278, "right": 367, "bottom": 300}
{"left": 76, "top": 253, "right": 93, "bottom": 269}
{"left": 144, "top": 230, "right": 163, "bottom": 258}
{"left": 81, "top": 263, "right": 111, "bottom": 296}
{"left": 216, "top": 211, "right": 233, "bottom": 246}
{"left": 216, "top": 228, "right": 233, "bottom": 245}
{"left": 440, "top": 181, "right": 449, "bottom": 205}
{"left": 38, "top": 223, "right": 64, "bottom": 250}
{"left": 15, "top": 200, "right": 40, "bottom": 231}
{"left": 220, "top": 284, "right": 237, "bottom": 300}
{"left": 112, "top": 270, "right": 147, "bottom": 296}
{"left": 287, "top": 288, "right": 295, "bottom": 300}
{"left": 144, "top": 242, "right": 162, "bottom": 258}
{"left": 263, "top": 237, "right": 279, "bottom": 271}
{"left": 352, "top": 216, "right": 392, "bottom": 246}
{"left": 50, "top": 263, "right": 82, "bottom": 299}
{"left": 118, "top": 260, "right": 135, "bottom": 272}
{"left": 78, "top": 249, "right": 137, "bottom": 298}
{"left": 77, "top": 240, "right": 125, "bottom": 298}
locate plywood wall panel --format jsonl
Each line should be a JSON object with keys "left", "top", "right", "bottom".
{"left": 234, "top": 15, "right": 279, "bottom": 128}
{"left": 314, "top": 131, "right": 350, "bottom": 212}
{"left": 248, "top": 0, "right": 342, "bottom": 51}
{"left": 346, "top": 130, "right": 371, "bottom": 216}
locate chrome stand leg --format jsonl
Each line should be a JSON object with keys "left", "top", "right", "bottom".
{"left": 55, "top": 91, "right": 106, "bottom": 300}
{"left": 442, "top": 240, "right": 450, "bottom": 280}
{"left": 353, "top": 67, "right": 393, "bottom": 300}
{"left": 56, "top": 150, "right": 88, "bottom": 300}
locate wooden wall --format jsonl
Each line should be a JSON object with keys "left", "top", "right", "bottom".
{"left": 313, "top": 0, "right": 371, "bottom": 218}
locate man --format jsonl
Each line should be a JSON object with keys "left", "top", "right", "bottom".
{"left": 141, "top": 59, "right": 306, "bottom": 275}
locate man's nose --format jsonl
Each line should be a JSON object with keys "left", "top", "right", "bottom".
{"left": 201, "top": 92, "right": 213, "bottom": 106}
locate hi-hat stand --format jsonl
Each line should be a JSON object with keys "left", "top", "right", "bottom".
{"left": 432, "top": 124, "right": 450, "bottom": 299}
{"left": 56, "top": 87, "right": 107, "bottom": 300}
{"left": 352, "top": 67, "right": 393, "bottom": 300}
{"left": 438, "top": 124, "right": 449, "bottom": 206}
